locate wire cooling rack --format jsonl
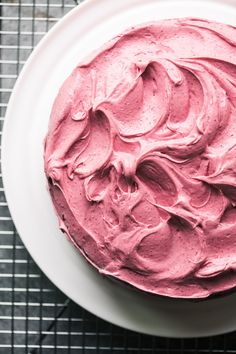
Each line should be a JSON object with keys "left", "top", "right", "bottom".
{"left": 1, "top": 0, "right": 236, "bottom": 353}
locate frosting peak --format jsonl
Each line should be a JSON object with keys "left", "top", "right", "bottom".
{"left": 45, "top": 18, "right": 236, "bottom": 298}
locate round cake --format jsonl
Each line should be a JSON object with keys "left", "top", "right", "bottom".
{"left": 44, "top": 18, "right": 236, "bottom": 299}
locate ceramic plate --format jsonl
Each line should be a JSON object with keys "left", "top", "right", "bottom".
{"left": 2, "top": 0, "right": 236, "bottom": 338}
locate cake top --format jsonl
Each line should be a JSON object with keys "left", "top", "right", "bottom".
{"left": 44, "top": 18, "right": 236, "bottom": 299}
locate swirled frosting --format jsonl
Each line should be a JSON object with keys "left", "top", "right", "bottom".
{"left": 44, "top": 18, "right": 236, "bottom": 299}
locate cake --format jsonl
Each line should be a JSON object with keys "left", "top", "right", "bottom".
{"left": 44, "top": 18, "right": 236, "bottom": 299}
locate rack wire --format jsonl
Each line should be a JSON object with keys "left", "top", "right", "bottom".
{"left": 1, "top": 0, "right": 236, "bottom": 352}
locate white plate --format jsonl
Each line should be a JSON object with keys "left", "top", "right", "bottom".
{"left": 2, "top": 0, "right": 236, "bottom": 338}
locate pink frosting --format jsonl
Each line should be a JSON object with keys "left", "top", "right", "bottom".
{"left": 44, "top": 18, "right": 236, "bottom": 299}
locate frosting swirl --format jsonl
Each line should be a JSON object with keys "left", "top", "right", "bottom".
{"left": 44, "top": 18, "right": 236, "bottom": 298}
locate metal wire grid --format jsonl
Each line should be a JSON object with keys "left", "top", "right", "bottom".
{"left": 1, "top": 0, "right": 236, "bottom": 353}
